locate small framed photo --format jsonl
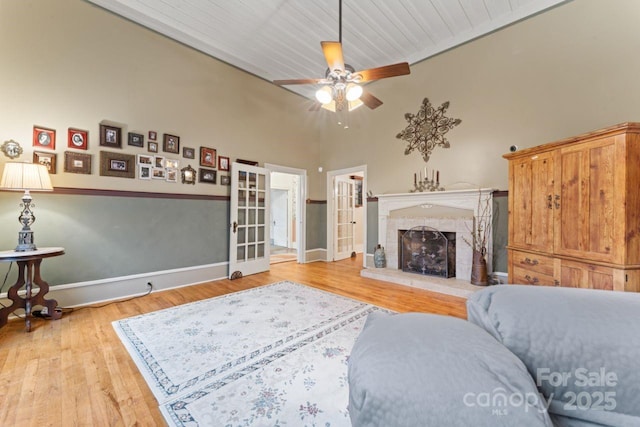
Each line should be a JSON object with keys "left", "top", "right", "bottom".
{"left": 137, "top": 154, "right": 154, "bottom": 165}
{"left": 99, "top": 151, "right": 135, "bottom": 178}
{"left": 64, "top": 151, "right": 92, "bottom": 174}
{"left": 220, "top": 175, "right": 230, "bottom": 186}
{"left": 139, "top": 164, "right": 152, "bottom": 180}
{"left": 154, "top": 156, "right": 165, "bottom": 168}
{"left": 152, "top": 168, "right": 166, "bottom": 179}
{"left": 166, "top": 168, "right": 178, "bottom": 183}
{"left": 181, "top": 165, "right": 196, "bottom": 185}
{"left": 183, "top": 146, "right": 195, "bottom": 159}
{"left": 33, "top": 126, "right": 56, "bottom": 150}
{"left": 218, "top": 156, "right": 230, "bottom": 171}
{"left": 128, "top": 132, "right": 144, "bottom": 147}
{"left": 100, "top": 124, "right": 122, "bottom": 148}
{"left": 165, "top": 158, "right": 179, "bottom": 169}
{"left": 163, "top": 133, "right": 180, "bottom": 154}
{"left": 200, "top": 146, "right": 216, "bottom": 168}
{"left": 148, "top": 141, "right": 158, "bottom": 153}
{"left": 237, "top": 158, "right": 258, "bottom": 166}
{"left": 199, "top": 168, "right": 217, "bottom": 184}
{"left": 148, "top": 130, "right": 157, "bottom": 141}
{"left": 68, "top": 128, "right": 88, "bottom": 150}
{"left": 33, "top": 151, "right": 57, "bottom": 174}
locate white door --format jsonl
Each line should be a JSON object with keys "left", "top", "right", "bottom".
{"left": 229, "top": 162, "right": 270, "bottom": 278}
{"left": 271, "top": 189, "right": 288, "bottom": 247}
{"left": 334, "top": 176, "right": 355, "bottom": 261}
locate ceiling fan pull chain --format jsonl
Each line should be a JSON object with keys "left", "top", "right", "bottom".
{"left": 339, "top": 0, "right": 342, "bottom": 43}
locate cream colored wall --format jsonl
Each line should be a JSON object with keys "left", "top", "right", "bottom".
{"left": 0, "top": 0, "right": 321, "bottom": 195}
{"left": 315, "top": 0, "right": 640, "bottom": 196}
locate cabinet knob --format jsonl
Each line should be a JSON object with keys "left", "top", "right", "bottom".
{"left": 547, "top": 194, "right": 553, "bottom": 209}
{"left": 524, "top": 275, "right": 539, "bottom": 285}
{"left": 554, "top": 194, "right": 561, "bottom": 209}
{"left": 553, "top": 280, "right": 560, "bottom": 287}
{"left": 521, "top": 258, "right": 539, "bottom": 266}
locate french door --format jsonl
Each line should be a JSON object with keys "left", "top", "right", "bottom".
{"left": 229, "top": 162, "right": 271, "bottom": 278}
{"left": 333, "top": 176, "right": 355, "bottom": 261}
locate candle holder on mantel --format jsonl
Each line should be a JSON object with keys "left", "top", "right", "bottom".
{"left": 410, "top": 169, "right": 445, "bottom": 192}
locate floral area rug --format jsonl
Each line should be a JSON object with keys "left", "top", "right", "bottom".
{"left": 113, "top": 281, "right": 385, "bottom": 426}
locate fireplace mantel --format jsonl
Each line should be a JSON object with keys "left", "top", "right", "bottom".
{"left": 376, "top": 188, "right": 496, "bottom": 275}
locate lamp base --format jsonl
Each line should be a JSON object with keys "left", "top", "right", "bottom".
{"left": 16, "top": 230, "right": 36, "bottom": 252}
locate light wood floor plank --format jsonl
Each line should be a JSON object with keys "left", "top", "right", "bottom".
{"left": 0, "top": 255, "right": 467, "bottom": 425}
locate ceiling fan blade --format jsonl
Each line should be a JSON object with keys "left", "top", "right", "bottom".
{"left": 354, "top": 62, "right": 410, "bottom": 82}
{"left": 360, "top": 90, "right": 383, "bottom": 110}
{"left": 321, "top": 41, "right": 345, "bottom": 72}
{"left": 273, "top": 78, "right": 324, "bottom": 86}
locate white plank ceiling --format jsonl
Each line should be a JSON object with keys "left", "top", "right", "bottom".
{"left": 87, "top": 0, "right": 569, "bottom": 101}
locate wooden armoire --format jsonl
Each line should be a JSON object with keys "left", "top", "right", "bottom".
{"left": 503, "top": 122, "right": 640, "bottom": 292}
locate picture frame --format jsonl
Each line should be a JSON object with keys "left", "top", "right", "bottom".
{"left": 33, "top": 151, "right": 57, "bottom": 174}
{"left": 148, "top": 141, "right": 158, "bottom": 153}
{"left": 99, "top": 151, "right": 135, "bottom": 178}
{"left": 33, "top": 126, "right": 56, "bottom": 150}
{"left": 236, "top": 158, "right": 258, "bottom": 166}
{"left": 154, "top": 156, "right": 165, "bottom": 168}
{"left": 148, "top": 130, "right": 157, "bottom": 141}
{"left": 100, "top": 124, "right": 122, "bottom": 148}
{"left": 64, "top": 151, "right": 92, "bottom": 174}
{"left": 181, "top": 165, "right": 196, "bottom": 185}
{"left": 1, "top": 140, "right": 22, "bottom": 159}
{"left": 183, "top": 146, "right": 195, "bottom": 159}
{"left": 218, "top": 155, "right": 230, "bottom": 171}
{"left": 152, "top": 168, "right": 166, "bottom": 179}
{"left": 165, "top": 158, "right": 179, "bottom": 169}
{"left": 199, "top": 168, "right": 217, "bottom": 184}
{"left": 68, "top": 128, "right": 88, "bottom": 150}
{"left": 200, "top": 146, "right": 216, "bottom": 168}
{"left": 166, "top": 168, "right": 178, "bottom": 183}
{"left": 220, "top": 175, "right": 230, "bottom": 186}
{"left": 163, "top": 133, "right": 180, "bottom": 154}
{"left": 139, "top": 164, "right": 152, "bottom": 180}
{"left": 128, "top": 132, "right": 144, "bottom": 147}
{"left": 137, "top": 154, "right": 154, "bottom": 165}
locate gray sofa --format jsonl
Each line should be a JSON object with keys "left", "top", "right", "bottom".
{"left": 348, "top": 285, "right": 640, "bottom": 427}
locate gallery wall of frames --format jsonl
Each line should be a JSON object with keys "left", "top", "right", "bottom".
{"left": 23, "top": 123, "right": 236, "bottom": 188}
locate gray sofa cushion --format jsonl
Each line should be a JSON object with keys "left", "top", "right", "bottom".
{"left": 348, "top": 311, "right": 553, "bottom": 427}
{"left": 467, "top": 285, "right": 640, "bottom": 427}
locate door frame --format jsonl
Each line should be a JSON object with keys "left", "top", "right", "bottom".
{"left": 264, "top": 163, "right": 307, "bottom": 264}
{"left": 326, "top": 165, "right": 367, "bottom": 267}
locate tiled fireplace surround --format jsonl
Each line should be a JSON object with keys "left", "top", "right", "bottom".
{"left": 372, "top": 189, "right": 494, "bottom": 282}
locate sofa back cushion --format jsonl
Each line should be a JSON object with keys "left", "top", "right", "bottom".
{"left": 348, "top": 311, "right": 553, "bottom": 427}
{"left": 467, "top": 285, "right": 640, "bottom": 427}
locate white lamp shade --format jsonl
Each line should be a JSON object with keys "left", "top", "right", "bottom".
{"left": 345, "top": 84, "right": 363, "bottom": 101}
{"left": 315, "top": 86, "right": 333, "bottom": 104}
{"left": 0, "top": 162, "right": 53, "bottom": 191}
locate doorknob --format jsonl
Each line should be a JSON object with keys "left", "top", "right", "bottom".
{"left": 232, "top": 221, "right": 238, "bottom": 233}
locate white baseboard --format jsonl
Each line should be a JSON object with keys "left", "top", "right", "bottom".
{"left": 304, "top": 248, "right": 327, "bottom": 263}
{"left": 0, "top": 262, "right": 229, "bottom": 310}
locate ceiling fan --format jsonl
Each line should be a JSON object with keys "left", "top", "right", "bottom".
{"left": 273, "top": 0, "right": 410, "bottom": 113}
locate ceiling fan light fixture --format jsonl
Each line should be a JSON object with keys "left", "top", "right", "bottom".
{"left": 345, "top": 83, "right": 363, "bottom": 101}
{"left": 315, "top": 86, "right": 333, "bottom": 104}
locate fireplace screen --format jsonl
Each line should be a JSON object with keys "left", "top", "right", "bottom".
{"left": 399, "top": 226, "right": 455, "bottom": 278}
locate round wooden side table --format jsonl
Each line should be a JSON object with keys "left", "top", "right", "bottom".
{"left": 0, "top": 247, "right": 65, "bottom": 332}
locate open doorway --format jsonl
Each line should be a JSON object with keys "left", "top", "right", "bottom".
{"left": 266, "top": 164, "right": 307, "bottom": 265}
{"left": 326, "top": 165, "right": 367, "bottom": 266}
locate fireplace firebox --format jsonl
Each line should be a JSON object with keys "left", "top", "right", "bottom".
{"left": 398, "top": 226, "right": 456, "bottom": 278}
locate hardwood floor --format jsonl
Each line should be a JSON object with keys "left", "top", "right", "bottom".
{"left": 0, "top": 255, "right": 466, "bottom": 426}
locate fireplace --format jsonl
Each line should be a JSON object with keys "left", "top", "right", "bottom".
{"left": 373, "top": 188, "right": 495, "bottom": 281}
{"left": 398, "top": 226, "right": 456, "bottom": 278}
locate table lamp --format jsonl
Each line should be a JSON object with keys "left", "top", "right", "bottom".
{"left": 0, "top": 162, "right": 53, "bottom": 251}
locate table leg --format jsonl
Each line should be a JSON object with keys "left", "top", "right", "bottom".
{"left": 0, "top": 259, "right": 61, "bottom": 332}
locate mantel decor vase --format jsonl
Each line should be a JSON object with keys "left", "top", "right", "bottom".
{"left": 470, "top": 248, "right": 488, "bottom": 286}
{"left": 374, "top": 244, "right": 386, "bottom": 268}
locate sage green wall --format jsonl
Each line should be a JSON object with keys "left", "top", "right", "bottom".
{"left": 0, "top": 192, "right": 230, "bottom": 286}
{"left": 305, "top": 203, "right": 327, "bottom": 250}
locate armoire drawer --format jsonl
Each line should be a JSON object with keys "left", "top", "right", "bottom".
{"left": 512, "top": 266, "right": 557, "bottom": 286}
{"left": 510, "top": 250, "right": 555, "bottom": 276}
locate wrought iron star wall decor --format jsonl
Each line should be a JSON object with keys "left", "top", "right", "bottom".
{"left": 396, "top": 97, "right": 461, "bottom": 162}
